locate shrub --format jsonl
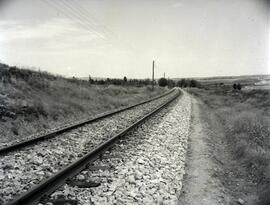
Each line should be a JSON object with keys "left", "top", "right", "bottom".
{"left": 167, "top": 79, "right": 176, "bottom": 88}
{"left": 177, "top": 79, "right": 187, "bottom": 87}
{"left": 232, "top": 83, "right": 242, "bottom": 90}
{"left": 28, "top": 77, "right": 49, "bottom": 90}
{"left": 158, "top": 78, "right": 168, "bottom": 87}
{"left": 177, "top": 78, "right": 199, "bottom": 88}
{"left": 190, "top": 79, "right": 198, "bottom": 87}
{"left": 237, "top": 83, "right": 242, "bottom": 90}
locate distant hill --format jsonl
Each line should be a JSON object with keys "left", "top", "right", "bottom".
{"left": 173, "top": 74, "right": 270, "bottom": 86}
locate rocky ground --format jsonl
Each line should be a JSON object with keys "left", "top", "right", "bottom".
{"left": 43, "top": 90, "right": 191, "bottom": 205}
{"left": 0, "top": 91, "right": 177, "bottom": 204}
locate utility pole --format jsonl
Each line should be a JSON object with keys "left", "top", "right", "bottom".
{"left": 164, "top": 72, "right": 165, "bottom": 78}
{"left": 152, "top": 60, "right": 155, "bottom": 90}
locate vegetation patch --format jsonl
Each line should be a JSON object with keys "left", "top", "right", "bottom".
{"left": 0, "top": 63, "right": 167, "bottom": 144}
{"left": 187, "top": 86, "right": 270, "bottom": 202}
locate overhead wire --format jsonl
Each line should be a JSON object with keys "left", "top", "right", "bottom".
{"left": 57, "top": 0, "right": 137, "bottom": 53}
{"left": 55, "top": 0, "right": 107, "bottom": 40}
{"left": 41, "top": 0, "right": 137, "bottom": 65}
{"left": 42, "top": 0, "right": 107, "bottom": 41}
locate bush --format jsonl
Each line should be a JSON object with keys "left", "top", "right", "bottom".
{"left": 167, "top": 79, "right": 176, "bottom": 88}
{"left": 233, "top": 83, "right": 242, "bottom": 90}
{"left": 177, "top": 79, "right": 187, "bottom": 87}
{"left": 237, "top": 83, "right": 242, "bottom": 90}
{"left": 158, "top": 78, "right": 168, "bottom": 87}
{"left": 28, "top": 77, "right": 49, "bottom": 90}
{"left": 190, "top": 79, "right": 197, "bottom": 87}
{"left": 226, "top": 110, "right": 269, "bottom": 182}
{"left": 177, "top": 78, "right": 199, "bottom": 88}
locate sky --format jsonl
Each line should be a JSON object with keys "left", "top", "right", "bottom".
{"left": 0, "top": 0, "right": 269, "bottom": 79}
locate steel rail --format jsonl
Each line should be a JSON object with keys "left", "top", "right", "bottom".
{"left": 0, "top": 88, "right": 175, "bottom": 155}
{"left": 6, "top": 89, "right": 181, "bottom": 205}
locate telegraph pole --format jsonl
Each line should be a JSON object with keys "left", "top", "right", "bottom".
{"left": 152, "top": 60, "right": 155, "bottom": 90}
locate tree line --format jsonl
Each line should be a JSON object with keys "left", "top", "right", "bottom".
{"left": 88, "top": 76, "right": 200, "bottom": 88}
{"left": 158, "top": 78, "right": 199, "bottom": 88}
{"left": 88, "top": 76, "right": 153, "bottom": 87}
{"left": 0, "top": 63, "right": 200, "bottom": 89}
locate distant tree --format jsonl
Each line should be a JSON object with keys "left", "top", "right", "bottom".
{"left": 176, "top": 80, "right": 180, "bottom": 87}
{"left": 167, "top": 79, "right": 176, "bottom": 88}
{"left": 177, "top": 78, "right": 199, "bottom": 88}
{"left": 158, "top": 78, "right": 168, "bottom": 87}
{"left": 88, "top": 75, "right": 94, "bottom": 84}
{"left": 95, "top": 79, "right": 105, "bottom": 85}
{"left": 233, "top": 83, "right": 237, "bottom": 90}
{"left": 105, "top": 78, "right": 110, "bottom": 84}
{"left": 123, "top": 76, "right": 127, "bottom": 83}
{"left": 237, "top": 83, "right": 242, "bottom": 90}
{"left": 177, "top": 79, "right": 187, "bottom": 88}
{"left": 190, "top": 79, "right": 197, "bottom": 87}
{"left": 183, "top": 79, "right": 188, "bottom": 87}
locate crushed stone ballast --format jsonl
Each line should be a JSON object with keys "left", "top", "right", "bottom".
{"left": 45, "top": 90, "right": 192, "bottom": 205}
{"left": 2, "top": 89, "right": 180, "bottom": 205}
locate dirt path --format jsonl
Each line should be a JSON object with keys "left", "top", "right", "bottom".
{"left": 178, "top": 96, "right": 233, "bottom": 204}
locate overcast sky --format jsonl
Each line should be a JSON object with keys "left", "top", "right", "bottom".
{"left": 0, "top": 0, "right": 269, "bottom": 78}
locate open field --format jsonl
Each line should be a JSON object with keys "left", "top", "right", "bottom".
{"left": 197, "top": 75, "right": 269, "bottom": 85}
{"left": 173, "top": 74, "right": 270, "bottom": 90}
{"left": 0, "top": 63, "right": 167, "bottom": 144}
{"left": 186, "top": 86, "right": 270, "bottom": 204}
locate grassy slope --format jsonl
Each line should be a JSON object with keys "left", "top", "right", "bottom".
{"left": 0, "top": 64, "right": 167, "bottom": 144}
{"left": 187, "top": 86, "right": 270, "bottom": 203}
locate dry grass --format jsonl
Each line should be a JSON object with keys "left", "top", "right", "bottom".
{"left": 187, "top": 87, "right": 270, "bottom": 198}
{"left": 0, "top": 64, "right": 167, "bottom": 143}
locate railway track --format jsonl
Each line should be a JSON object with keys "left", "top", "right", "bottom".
{"left": 44, "top": 91, "right": 191, "bottom": 205}
{"left": 0, "top": 89, "right": 175, "bottom": 155}
{"left": 1, "top": 89, "right": 180, "bottom": 205}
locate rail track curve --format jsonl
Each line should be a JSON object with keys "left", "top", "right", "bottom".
{"left": 0, "top": 89, "right": 175, "bottom": 155}
{"left": 3, "top": 89, "right": 180, "bottom": 205}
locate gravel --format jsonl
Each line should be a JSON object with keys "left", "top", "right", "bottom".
{"left": 45, "top": 90, "right": 192, "bottom": 205}
{"left": 0, "top": 91, "right": 177, "bottom": 204}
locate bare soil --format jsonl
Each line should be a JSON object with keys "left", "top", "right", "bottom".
{"left": 179, "top": 96, "right": 256, "bottom": 205}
